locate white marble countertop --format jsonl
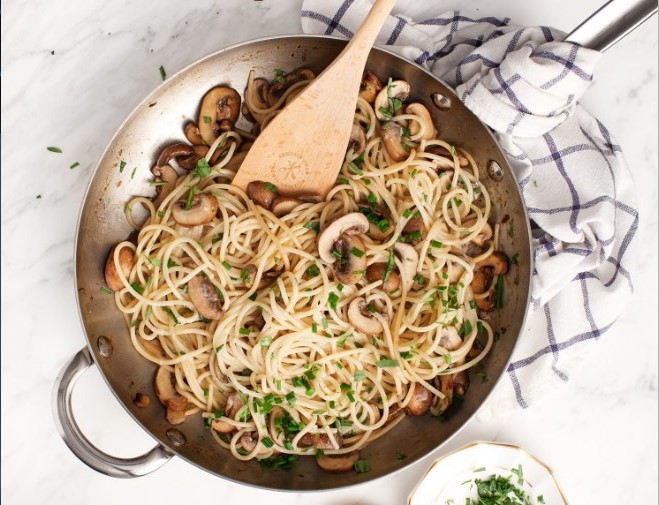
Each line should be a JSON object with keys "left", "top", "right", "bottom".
{"left": 1, "top": 0, "right": 657, "bottom": 503}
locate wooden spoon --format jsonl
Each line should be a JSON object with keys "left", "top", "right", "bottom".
{"left": 231, "top": 0, "right": 395, "bottom": 199}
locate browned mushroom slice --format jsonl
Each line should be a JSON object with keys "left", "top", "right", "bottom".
{"left": 198, "top": 87, "right": 241, "bottom": 145}
{"left": 462, "top": 220, "right": 492, "bottom": 248}
{"left": 348, "top": 124, "right": 366, "bottom": 155}
{"left": 154, "top": 367, "right": 188, "bottom": 425}
{"left": 394, "top": 243, "right": 419, "bottom": 292}
{"left": 139, "top": 336, "right": 166, "bottom": 358}
{"left": 476, "top": 251, "right": 509, "bottom": 275}
{"left": 188, "top": 275, "right": 224, "bottom": 320}
{"left": 332, "top": 235, "right": 367, "bottom": 285}
{"left": 472, "top": 270, "right": 491, "bottom": 295}
{"left": 316, "top": 451, "right": 360, "bottom": 472}
{"left": 171, "top": 193, "right": 218, "bottom": 227}
{"left": 406, "top": 383, "right": 433, "bottom": 415}
{"left": 241, "top": 264, "right": 281, "bottom": 290}
{"left": 184, "top": 122, "right": 205, "bottom": 145}
{"left": 247, "top": 180, "right": 278, "bottom": 209}
{"left": 359, "top": 70, "right": 383, "bottom": 104}
{"left": 347, "top": 297, "right": 384, "bottom": 334}
{"left": 104, "top": 245, "right": 135, "bottom": 291}
{"left": 271, "top": 196, "right": 303, "bottom": 217}
{"left": 374, "top": 80, "right": 410, "bottom": 120}
{"left": 425, "top": 144, "right": 469, "bottom": 167}
{"left": 317, "top": 213, "right": 369, "bottom": 263}
{"left": 151, "top": 164, "right": 178, "bottom": 209}
{"left": 299, "top": 431, "right": 343, "bottom": 450}
{"left": 265, "top": 68, "right": 315, "bottom": 107}
{"left": 438, "top": 327, "right": 462, "bottom": 351}
{"left": 433, "top": 374, "right": 454, "bottom": 416}
{"left": 381, "top": 122, "right": 411, "bottom": 162}
{"left": 212, "top": 391, "right": 243, "bottom": 433}
{"left": 239, "top": 432, "right": 259, "bottom": 452}
{"left": 156, "top": 143, "right": 200, "bottom": 171}
{"left": 475, "top": 289, "right": 496, "bottom": 312}
{"left": 365, "top": 263, "right": 401, "bottom": 294}
{"left": 244, "top": 77, "right": 270, "bottom": 121}
{"left": 403, "top": 214, "right": 424, "bottom": 243}
{"left": 404, "top": 103, "right": 436, "bottom": 140}
{"left": 453, "top": 370, "right": 470, "bottom": 397}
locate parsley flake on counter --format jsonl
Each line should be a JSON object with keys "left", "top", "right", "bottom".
{"left": 159, "top": 65, "right": 167, "bottom": 81}
{"left": 47, "top": 146, "right": 62, "bottom": 153}
{"left": 69, "top": 161, "right": 80, "bottom": 169}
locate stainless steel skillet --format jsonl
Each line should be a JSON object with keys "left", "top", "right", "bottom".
{"left": 52, "top": 0, "right": 655, "bottom": 491}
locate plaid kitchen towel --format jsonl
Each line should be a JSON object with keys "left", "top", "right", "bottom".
{"left": 301, "top": 0, "right": 639, "bottom": 414}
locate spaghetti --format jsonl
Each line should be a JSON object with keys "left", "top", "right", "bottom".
{"left": 105, "top": 68, "right": 508, "bottom": 472}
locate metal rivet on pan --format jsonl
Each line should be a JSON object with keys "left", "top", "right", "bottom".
{"left": 166, "top": 429, "right": 187, "bottom": 446}
{"left": 431, "top": 93, "right": 452, "bottom": 110}
{"left": 97, "top": 336, "right": 113, "bottom": 357}
{"left": 487, "top": 160, "right": 504, "bottom": 182}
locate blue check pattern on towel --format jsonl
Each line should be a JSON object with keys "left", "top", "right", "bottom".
{"left": 302, "top": 0, "right": 638, "bottom": 412}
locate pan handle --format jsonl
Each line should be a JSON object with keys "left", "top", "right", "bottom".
{"left": 52, "top": 347, "right": 174, "bottom": 478}
{"left": 564, "top": 0, "right": 658, "bottom": 52}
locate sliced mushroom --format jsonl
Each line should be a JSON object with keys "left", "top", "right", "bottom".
{"left": 139, "top": 336, "right": 166, "bottom": 358}
{"left": 317, "top": 213, "right": 369, "bottom": 263}
{"left": 271, "top": 196, "right": 303, "bottom": 217}
{"left": 386, "top": 403, "right": 405, "bottom": 424}
{"left": 359, "top": 70, "right": 383, "bottom": 104}
{"left": 316, "top": 451, "right": 360, "bottom": 472}
{"left": 241, "top": 264, "right": 281, "bottom": 289}
{"left": 104, "top": 245, "right": 135, "bottom": 291}
{"left": 475, "top": 289, "right": 496, "bottom": 312}
{"left": 244, "top": 77, "right": 270, "bottom": 122}
{"left": 374, "top": 80, "right": 410, "bottom": 120}
{"left": 438, "top": 327, "right": 462, "bottom": 351}
{"left": 171, "top": 192, "right": 217, "bottom": 227}
{"left": 360, "top": 202, "right": 393, "bottom": 240}
{"left": 454, "top": 370, "right": 470, "bottom": 397}
{"left": 266, "top": 68, "right": 315, "bottom": 106}
{"left": 365, "top": 263, "right": 400, "bottom": 294}
{"left": 154, "top": 367, "right": 188, "bottom": 425}
{"left": 433, "top": 376, "right": 453, "bottom": 417}
{"left": 406, "top": 383, "right": 432, "bottom": 416}
{"left": 425, "top": 144, "right": 469, "bottom": 167}
{"left": 404, "top": 103, "right": 436, "bottom": 140}
{"left": 184, "top": 122, "right": 205, "bottom": 145}
{"left": 348, "top": 297, "right": 384, "bottom": 334}
{"left": 198, "top": 87, "right": 241, "bottom": 145}
{"left": 188, "top": 275, "right": 224, "bottom": 320}
{"left": 393, "top": 243, "right": 419, "bottom": 292}
{"left": 403, "top": 214, "right": 424, "bottom": 243}
{"left": 151, "top": 164, "right": 178, "bottom": 209}
{"left": 240, "top": 432, "right": 259, "bottom": 452}
{"left": 247, "top": 180, "right": 278, "bottom": 209}
{"left": 299, "top": 432, "right": 342, "bottom": 450}
{"left": 156, "top": 143, "right": 199, "bottom": 170}
{"left": 471, "top": 270, "right": 490, "bottom": 295}
{"left": 475, "top": 251, "right": 509, "bottom": 275}
{"left": 462, "top": 220, "right": 492, "bottom": 248}
{"left": 332, "top": 235, "right": 367, "bottom": 285}
{"left": 348, "top": 124, "right": 366, "bottom": 155}
{"left": 381, "top": 122, "right": 410, "bottom": 162}
{"left": 212, "top": 391, "right": 244, "bottom": 433}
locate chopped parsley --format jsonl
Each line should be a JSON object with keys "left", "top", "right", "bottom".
{"left": 303, "top": 221, "right": 320, "bottom": 233}
{"left": 99, "top": 286, "right": 112, "bottom": 295}
{"left": 351, "top": 247, "right": 364, "bottom": 258}
{"left": 159, "top": 65, "right": 166, "bottom": 81}
{"left": 354, "top": 459, "right": 371, "bottom": 473}
{"left": 192, "top": 158, "right": 211, "bottom": 178}
{"left": 203, "top": 115, "right": 212, "bottom": 124}
{"left": 376, "top": 359, "right": 400, "bottom": 368}
{"left": 69, "top": 162, "right": 80, "bottom": 169}
{"left": 264, "top": 182, "right": 277, "bottom": 193}
{"left": 163, "top": 308, "right": 179, "bottom": 324}
{"left": 328, "top": 292, "right": 340, "bottom": 311}
{"left": 119, "top": 160, "right": 126, "bottom": 172}
{"left": 47, "top": 146, "right": 62, "bottom": 153}
{"left": 354, "top": 370, "right": 366, "bottom": 381}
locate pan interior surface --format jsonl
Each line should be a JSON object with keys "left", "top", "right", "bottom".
{"left": 75, "top": 36, "right": 531, "bottom": 490}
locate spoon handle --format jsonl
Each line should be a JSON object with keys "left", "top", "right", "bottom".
{"left": 347, "top": 0, "right": 396, "bottom": 54}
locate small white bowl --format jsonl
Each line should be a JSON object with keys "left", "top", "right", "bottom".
{"left": 408, "top": 442, "right": 568, "bottom": 505}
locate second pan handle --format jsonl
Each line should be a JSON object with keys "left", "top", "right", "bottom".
{"left": 565, "top": 0, "right": 658, "bottom": 52}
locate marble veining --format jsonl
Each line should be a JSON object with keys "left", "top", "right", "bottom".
{"left": 1, "top": 0, "right": 656, "bottom": 504}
